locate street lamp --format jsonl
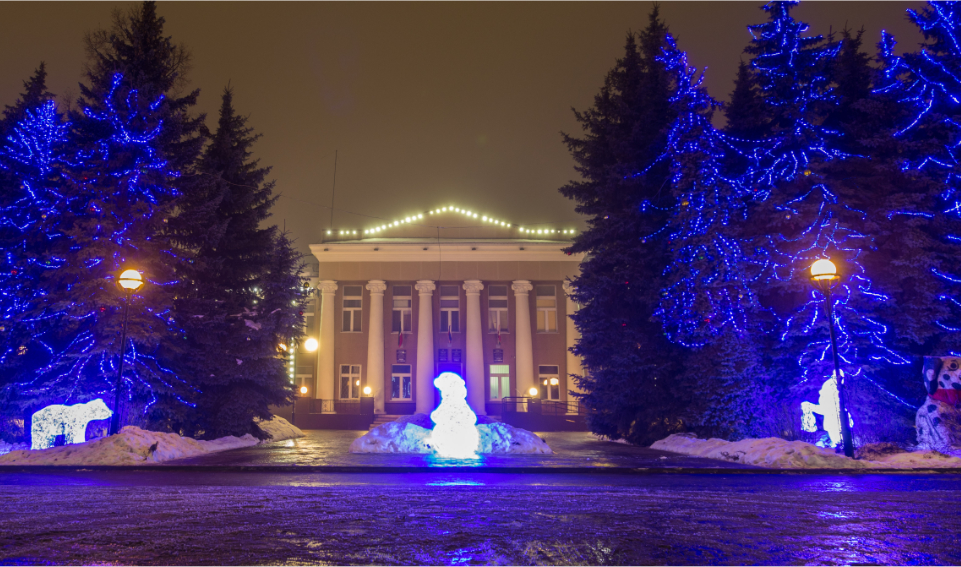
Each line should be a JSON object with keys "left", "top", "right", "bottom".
{"left": 809, "top": 258, "right": 854, "bottom": 458}
{"left": 110, "top": 269, "right": 144, "bottom": 436}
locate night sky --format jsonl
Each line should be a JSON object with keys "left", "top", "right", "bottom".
{"left": 0, "top": 2, "right": 925, "bottom": 267}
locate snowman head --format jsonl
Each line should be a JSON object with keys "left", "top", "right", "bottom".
{"left": 434, "top": 372, "right": 467, "bottom": 401}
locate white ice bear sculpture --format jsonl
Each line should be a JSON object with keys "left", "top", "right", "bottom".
{"left": 429, "top": 372, "right": 480, "bottom": 458}
{"left": 31, "top": 398, "right": 113, "bottom": 450}
{"left": 801, "top": 375, "right": 853, "bottom": 448}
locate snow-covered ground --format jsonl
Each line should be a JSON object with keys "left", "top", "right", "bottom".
{"left": 349, "top": 413, "right": 552, "bottom": 455}
{"left": 0, "top": 415, "right": 303, "bottom": 466}
{"left": 651, "top": 433, "right": 961, "bottom": 469}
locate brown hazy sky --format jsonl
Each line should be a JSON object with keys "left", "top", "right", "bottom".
{"left": 0, "top": 2, "right": 925, "bottom": 265}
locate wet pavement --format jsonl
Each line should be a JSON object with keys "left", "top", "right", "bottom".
{"left": 1, "top": 470, "right": 960, "bottom": 565}
{"left": 164, "top": 430, "right": 755, "bottom": 470}
{"left": 3, "top": 431, "right": 961, "bottom": 565}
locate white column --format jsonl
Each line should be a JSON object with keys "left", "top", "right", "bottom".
{"left": 563, "top": 281, "right": 585, "bottom": 414}
{"left": 512, "top": 280, "right": 535, "bottom": 401}
{"left": 366, "top": 280, "right": 387, "bottom": 414}
{"left": 463, "top": 280, "right": 487, "bottom": 416}
{"left": 317, "top": 280, "right": 338, "bottom": 412}
{"left": 414, "top": 280, "right": 436, "bottom": 415}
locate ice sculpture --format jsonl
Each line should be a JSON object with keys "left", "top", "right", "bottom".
{"left": 31, "top": 398, "right": 113, "bottom": 450}
{"left": 428, "top": 372, "right": 480, "bottom": 458}
{"left": 801, "top": 375, "right": 853, "bottom": 448}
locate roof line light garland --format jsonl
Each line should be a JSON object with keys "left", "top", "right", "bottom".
{"left": 1, "top": 74, "right": 197, "bottom": 414}
{"left": 321, "top": 205, "right": 577, "bottom": 238}
{"left": 876, "top": 2, "right": 961, "bottom": 349}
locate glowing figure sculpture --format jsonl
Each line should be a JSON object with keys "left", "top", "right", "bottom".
{"left": 428, "top": 372, "right": 479, "bottom": 458}
{"left": 30, "top": 398, "right": 113, "bottom": 450}
{"left": 800, "top": 375, "right": 854, "bottom": 448}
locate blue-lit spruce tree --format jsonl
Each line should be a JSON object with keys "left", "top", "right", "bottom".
{"left": 4, "top": 75, "right": 196, "bottom": 427}
{"left": 169, "top": 88, "right": 305, "bottom": 439}
{"left": 655, "top": 37, "right": 771, "bottom": 440}
{"left": 874, "top": 2, "right": 961, "bottom": 358}
{"left": 741, "top": 2, "right": 913, "bottom": 442}
{"left": 561, "top": 6, "right": 687, "bottom": 445}
{"left": 0, "top": 100, "right": 71, "bottom": 437}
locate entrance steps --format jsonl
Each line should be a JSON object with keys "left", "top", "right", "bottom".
{"left": 368, "top": 415, "right": 403, "bottom": 430}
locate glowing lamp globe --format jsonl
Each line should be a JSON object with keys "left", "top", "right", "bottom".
{"left": 363, "top": 386, "right": 372, "bottom": 396}
{"left": 810, "top": 259, "right": 838, "bottom": 282}
{"left": 303, "top": 337, "right": 319, "bottom": 352}
{"left": 529, "top": 387, "right": 538, "bottom": 397}
{"left": 299, "top": 386, "right": 308, "bottom": 395}
{"left": 550, "top": 378, "right": 559, "bottom": 386}
{"left": 117, "top": 269, "right": 144, "bottom": 291}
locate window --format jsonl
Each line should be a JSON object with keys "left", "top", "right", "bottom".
{"left": 439, "top": 285, "right": 460, "bottom": 333}
{"left": 538, "top": 365, "right": 560, "bottom": 400}
{"left": 489, "top": 365, "right": 511, "bottom": 400}
{"left": 391, "top": 364, "right": 412, "bottom": 400}
{"left": 536, "top": 285, "right": 557, "bottom": 333}
{"left": 339, "top": 365, "right": 362, "bottom": 399}
{"left": 392, "top": 285, "right": 412, "bottom": 333}
{"left": 342, "top": 285, "right": 362, "bottom": 332}
{"left": 488, "top": 285, "right": 509, "bottom": 334}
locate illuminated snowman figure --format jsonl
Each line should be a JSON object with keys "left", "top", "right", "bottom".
{"left": 801, "top": 374, "right": 854, "bottom": 448}
{"left": 429, "top": 372, "right": 480, "bottom": 458}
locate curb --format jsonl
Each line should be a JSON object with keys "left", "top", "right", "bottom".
{"left": 2, "top": 464, "right": 961, "bottom": 474}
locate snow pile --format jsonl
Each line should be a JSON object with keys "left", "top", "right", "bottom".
{"left": 0, "top": 426, "right": 259, "bottom": 466}
{"left": 349, "top": 413, "right": 553, "bottom": 455}
{"left": 350, "top": 421, "right": 433, "bottom": 454}
{"left": 652, "top": 433, "right": 961, "bottom": 469}
{"left": 0, "top": 440, "right": 28, "bottom": 456}
{"left": 255, "top": 415, "right": 304, "bottom": 441}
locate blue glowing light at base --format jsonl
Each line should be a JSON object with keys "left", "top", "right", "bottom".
{"left": 429, "top": 372, "right": 480, "bottom": 459}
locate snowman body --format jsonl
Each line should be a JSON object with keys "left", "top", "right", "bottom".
{"left": 429, "top": 372, "right": 480, "bottom": 458}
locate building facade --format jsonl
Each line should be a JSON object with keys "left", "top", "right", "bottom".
{"left": 292, "top": 209, "right": 586, "bottom": 419}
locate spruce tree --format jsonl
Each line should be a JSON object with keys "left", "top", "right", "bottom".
{"left": 740, "top": 2, "right": 914, "bottom": 439}
{"left": 170, "top": 88, "right": 304, "bottom": 438}
{"left": 724, "top": 60, "right": 769, "bottom": 140}
{"left": 874, "top": 2, "right": 961, "bottom": 356}
{"left": 656, "top": 36, "right": 757, "bottom": 347}
{"left": 561, "top": 7, "right": 685, "bottom": 445}
{"left": 0, "top": 101, "right": 71, "bottom": 425}
{"left": 5, "top": 75, "right": 195, "bottom": 425}
{"left": 0, "top": 63, "right": 55, "bottom": 137}
{"left": 655, "top": 37, "right": 771, "bottom": 439}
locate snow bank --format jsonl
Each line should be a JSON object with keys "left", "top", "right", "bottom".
{"left": 652, "top": 433, "right": 961, "bottom": 469}
{"left": 0, "top": 440, "right": 27, "bottom": 456}
{"left": 0, "top": 426, "right": 259, "bottom": 466}
{"left": 349, "top": 414, "right": 552, "bottom": 455}
{"left": 255, "top": 415, "right": 304, "bottom": 441}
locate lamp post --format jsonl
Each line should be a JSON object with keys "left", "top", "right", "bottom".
{"left": 809, "top": 259, "right": 855, "bottom": 458}
{"left": 110, "top": 269, "right": 144, "bottom": 436}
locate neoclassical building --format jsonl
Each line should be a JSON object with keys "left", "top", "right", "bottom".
{"left": 290, "top": 207, "right": 586, "bottom": 423}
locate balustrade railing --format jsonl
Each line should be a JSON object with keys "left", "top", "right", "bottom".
{"left": 500, "top": 397, "right": 586, "bottom": 416}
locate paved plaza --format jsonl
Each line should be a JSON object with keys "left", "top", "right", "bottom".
{"left": 2, "top": 431, "right": 961, "bottom": 565}
{"left": 165, "top": 430, "right": 755, "bottom": 470}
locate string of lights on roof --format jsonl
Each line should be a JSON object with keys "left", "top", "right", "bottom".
{"left": 322, "top": 205, "right": 578, "bottom": 237}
